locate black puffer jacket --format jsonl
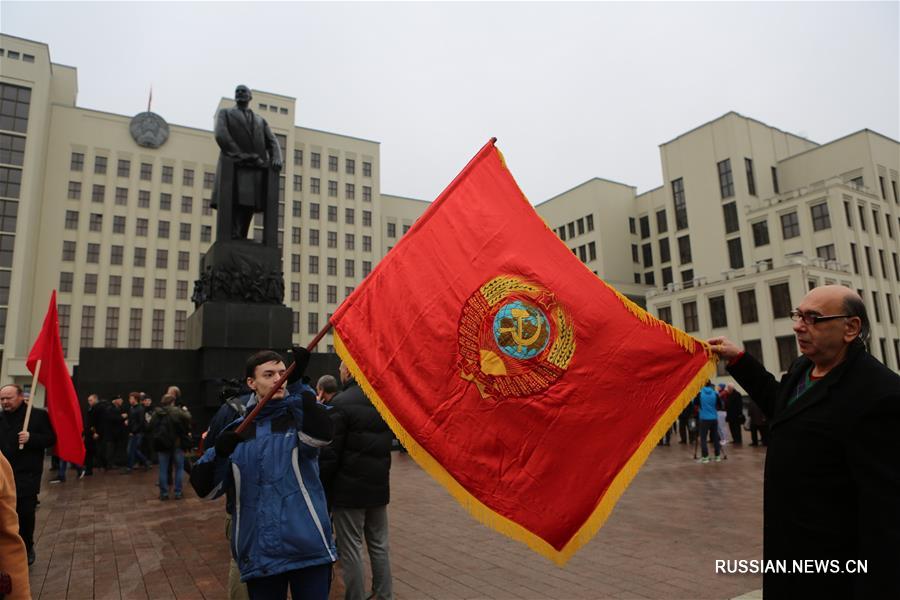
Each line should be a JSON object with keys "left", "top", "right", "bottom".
{"left": 322, "top": 379, "right": 392, "bottom": 508}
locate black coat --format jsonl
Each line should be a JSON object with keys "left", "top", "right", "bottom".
{"left": 728, "top": 344, "right": 900, "bottom": 599}
{"left": 725, "top": 391, "right": 744, "bottom": 423}
{"left": 321, "top": 380, "right": 392, "bottom": 509}
{"left": 0, "top": 403, "right": 56, "bottom": 497}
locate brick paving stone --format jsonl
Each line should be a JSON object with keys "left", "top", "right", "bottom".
{"left": 30, "top": 442, "right": 767, "bottom": 598}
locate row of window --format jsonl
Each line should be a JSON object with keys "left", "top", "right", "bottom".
{"left": 385, "top": 222, "right": 411, "bottom": 238}
{"left": 61, "top": 241, "right": 193, "bottom": 269}
{"left": 0, "top": 48, "right": 36, "bottom": 63}
{"left": 59, "top": 272, "right": 192, "bottom": 299}
{"left": 556, "top": 213, "right": 594, "bottom": 241}
{"left": 290, "top": 254, "right": 371, "bottom": 278}
{"left": 289, "top": 228, "right": 374, "bottom": 251}
{"left": 291, "top": 150, "right": 372, "bottom": 178}
{"left": 65, "top": 185, "right": 214, "bottom": 214}
{"left": 571, "top": 241, "right": 597, "bottom": 263}
{"left": 64, "top": 211, "right": 211, "bottom": 241}
{"left": 58, "top": 305, "right": 188, "bottom": 353}
{"left": 849, "top": 244, "right": 900, "bottom": 281}
{"left": 69, "top": 155, "right": 215, "bottom": 187}
{"left": 632, "top": 235, "right": 692, "bottom": 268}
{"left": 291, "top": 176, "right": 372, "bottom": 201}
{"left": 0, "top": 83, "right": 31, "bottom": 134}
{"left": 717, "top": 158, "right": 758, "bottom": 199}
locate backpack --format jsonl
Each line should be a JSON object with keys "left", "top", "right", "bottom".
{"left": 151, "top": 409, "right": 178, "bottom": 451}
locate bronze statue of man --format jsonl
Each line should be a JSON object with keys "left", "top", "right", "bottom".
{"left": 211, "top": 85, "right": 283, "bottom": 241}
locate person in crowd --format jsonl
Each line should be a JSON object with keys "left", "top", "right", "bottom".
{"left": 326, "top": 362, "right": 394, "bottom": 600}
{"left": 125, "top": 392, "right": 150, "bottom": 473}
{"left": 724, "top": 383, "right": 745, "bottom": 445}
{"left": 715, "top": 384, "right": 729, "bottom": 445}
{"left": 82, "top": 393, "right": 100, "bottom": 476}
{"left": 48, "top": 456, "right": 83, "bottom": 484}
{"left": 0, "top": 384, "right": 56, "bottom": 565}
{"left": 694, "top": 381, "right": 721, "bottom": 463}
{"left": 708, "top": 285, "right": 900, "bottom": 597}
{"left": 677, "top": 402, "right": 693, "bottom": 444}
{"left": 0, "top": 452, "right": 30, "bottom": 598}
{"left": 747, "top": 396, "right": 768, "bottom": 446}
{"left": 190, "top": 349, "right": 336, "bottom": 600}
{"left": 148, "top": 394, "right": 191, "bottom": 500}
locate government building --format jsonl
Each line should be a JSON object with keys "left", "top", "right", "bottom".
{"left": 1, "top": 33, "right": 897, "bottom": 388}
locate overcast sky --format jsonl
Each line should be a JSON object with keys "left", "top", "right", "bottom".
{"left": 3, "top": 1, "right": 898, "bottom": 203}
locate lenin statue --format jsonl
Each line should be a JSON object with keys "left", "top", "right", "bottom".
{"left": 211, "top": 85, "right": 283, "bottom": 243}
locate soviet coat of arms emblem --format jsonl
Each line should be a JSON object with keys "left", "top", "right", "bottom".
{"left": 129, "top": 112, "right": 170, "bottom": 149}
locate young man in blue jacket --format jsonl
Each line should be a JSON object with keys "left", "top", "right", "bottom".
{"left": 190, "top": 349, "right": 336, "bottom": 600}
{"left": 694, "top": 381, "right": 721, "bottom": 463}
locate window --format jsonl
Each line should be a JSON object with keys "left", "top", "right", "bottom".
{"left": 639, "top": 216, "right": 650, "bottom": 239}
{"left": 641, "top": 243, "right": 652, "bottom": 267}
{"left": 156, "top": 249, "right": 168, "bottom": 269}
{"left": 879, "top": 176, "right": 887, "bottom": 200}
{"left": 744, "top": 339, "right": 763, "bottom": 363}
{"left": 776, "top": 336, "right": 798, "bottom": 372}
{"left": 771, "top": 166, "right": 779, "bottom": 194}
{"left": 64, "top": 210, "right": 79, "bottom": 230}
{"left": 717, "top": 159, "right": 734, "bottom": 198}
{"left": 126, "top": 308, "right": 142, "bottom": 347}
{"left": 180, "top": 223, "right": 191, "bottom": 241}
{"left": 0, "top": 84, "right": 31, "bottom": 133}
{"left": 86, "top": 243, "right": 100, "bottom": 263}
{"left": 872, "top": 210, "right": 881, "bottom": 235}
{"left": 345, "top": 158, "right": 355, "bottom": 175}
{"left": 308, "top": 203, "right": 320, "bottom": 220}
{"left": 588, "top": 242, "right": 596, "bottom": 261}
{"left": 0, "top": 134, "right": 26, "bottom": 167}
{"left": 175, "top": 280, "right": 187, "bottom": 300}
{"left": 363, "top": 211, "right": 372, "bottom": 227}
{"left": 174, "top": 310, "right": 186, "bottom": 349}
{"left": 723, "top": 202, "right": 739, "bottom": 233}
{"left": 90, "top": 184, "right": 105, "bottom": 203}
{"left": 110, "top": 245, "right": 123, "bottom": 265}
{"left": 816, "top": 244, "right": 836, "bottom": 262}
{"left": 328, "top": 180, "right": 338, "bottom": 197}
{"left": 153, "top": 192, "right": 169, "bottom": 211}
{"left": 67, "top": 181, "right": 81, "bottom": 200}
{"left": 309, "top": 229, "right": 319, "bottom": 246}
{"left": 894, "top": 253, "right": 899, "bottom": 281}
{"left": 681, "top": 269, "right": 694, "bottom": 287}
{"left": 345, "top": 183, "right": 355, "bottom": 200}
{"left": 387, "top": 222, "right": 396, "bottom": 238}
{"left": 181, "top": 196, "right": 192, "bottom": 213}
{"left": 672, "top": 178, "right": 688, "bottom": 230}
{"left": 161, "top": 165, "right": 173, "bottom": 184}
{"left": 662, "top": 267, "right": 673, "bottom": 286}
{"left": 568, "top": 223, "right": 575, "bottom": 238}
{"left": 738, "top": 289, "right": 758, "bottom": 323}
{"left": 579, "top": 246, "right": 587, "bottom": 262}
{"left": 177, "top": 251, "right": 189, "bottom": 271}
{"left": 628, "top": 218, "right": 635, "bottom": 234}
{"left": 362, "top": 161, "right": 372, "bottom": 177}
{"left": 769, "top": 283, "right": 792, "bottom": 318}
{"left": 294, "top": 149, "right": 303, "bottom": 166}
{"left": 310, "top": 178, "right": 320, "bottom": 195}
{"left": 183, "top": 168, "right": 194, "bottom": 186}
{"left": 858, "top": 205, "right": 866, "bottom": 231}
{"left": 149, "top": 310, "right": 164, "bottom": 348}
{"left": 850, "top": 243, "right": 859, "bottom": 274}
{"left": 201, "top": 225, "right": 211, "bottom": 243}
{"left": 727, "top": 238, "right": 744, "bottom": 269}
{"left": 886, "top": 214, "right": 894, "bottom": 239}
{"left": 115, "top": 187, "right": 128, "bottom": 205}
{"left": 0, "top": 200, "right": 15, "bottom": 234}
{"left": 677, "top": 235, "right": 692, "bottom": 264}
{"left": 658, "top": 306, "right": 672, "bottom": 324}
{"left": 154, "top": 279, "right": 167, "bottom": 299}
{"left": 327, "top": 285, "right": 337, "bottom": 303}
{"left": 140, "top": 162, "right": 152, "bottom": 181}
{"left": 887, "top": 294, "right": 895, "bottom": 324}
{"left": 362, "top": 261, "right": 372, "bottom": 276}
{"left": 745, "top": 158, "right": 756, "bottom": 196}
{"left": 138, "top": 190, "right": 150, "bottom": 208}
{"left": 105, "top": 307, "right": 119, "bottom": 348}
{"left": 292, "top": 313, "right": 300, "bottom": 335}
{"left": 80, "top": 306, "right": 95, "bottom": 348}
{"left": 94, "top": 156, "right": 107, "bottom": 175}
{"left": 345, "top": 233, "right": 355, "bottom": 250}
{"left": 308, "top": 312, "right": 319, "bottom": 334}
{"left": 644, "top": 271, "right": 655, "bottom": 285}
{"left": 709, "top": 296, "right": 727, "bottom": 328}
{"left": 203, "top": 172, "right": 215, "bottom": 190}
{"left": 655, "top": 210, "right": 666, "bottom": 234}
{"left": 682, "top": 301, "right": 699, "bottom": 332}
{"left": 345, "top": 259, "right": 355, "bottom": 277}
{"left": 864, "top": 246, "right": 874, "bottom": 276}
{"left": 327, "top": 205, "right": 337, "bottom": 222}
{"left": 328, "top": 155, "right": 338, "bottom": 172}
{"left": 880, "top": 250, "right": 887, "bottom": 279}
{"left": 311, "top": 153, "right": 321, "bottom": 169}
{"left": 587, "top": 214, "right": 595, "bottom": 232}
{"left": 327, "top": 257, "right": 337, "bottom": 276}
{"left": 780, "top": 212, "right": 800, "bottom": 239}
{"left": 308, "top": 255, "right": 319, "bottom": 274}
{"left": 133, "top": 247, "right": 146, "bottom": 267}
{"left": 108, "top": 275, "right": 121, "bottom": 296}
{"left": 629, "top": 245, "right": 638, "bottom": 263}
{"left": 62, "top": 240, "right": 76, "bottom": 261}
{"left": 871, "top": 292, "right": 881, "bottom": 323}
{"left": 308, "top": 283, "right": 319, "bottom": 302}
{"left": 750, "top": 220, "right": 769, "bottom": 247}
{"left": 363, "top": 186, "right": 372, "bottom": 202}
{"left": 131, "top": 277, "right": 144, "bottom": 297}
{"left": 810, "top": 203, "right": 830, "bottom": 231}
{"left": 70, "top": 152, "right": 84, "bottom": 171}
{"left": 158, "top": 221, "right": 169, "bottom": 238}
{"left": 0, "top": 167, "right": 21, "bottom": 198}
{"left": 59, "top": 272, "right": 73, "bottom": 292}
{"left": 343, "top": 208, "right": 355, "bottom": 226}
{"left": 363, "top": 235, "right": 372, "bottom": 252}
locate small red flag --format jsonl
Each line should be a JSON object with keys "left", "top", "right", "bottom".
{"left": 26, "top": 291, "right": 85, "bottom": 465}
{"left": 331, "top": 139, "right": 715, "bottom": 563}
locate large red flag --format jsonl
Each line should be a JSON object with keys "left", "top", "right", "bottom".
{"left": 331, "top": 139, "right": 715, "bottom": 563}
{"left": 26, "top": 291, "right": 85, "bottom": 465}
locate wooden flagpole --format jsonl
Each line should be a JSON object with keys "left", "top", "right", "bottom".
{"left": 20, "top": 359, "right": 41, "bottom": 449}
{"left": 235, "top": 323, "right": 333, "bottom": 435}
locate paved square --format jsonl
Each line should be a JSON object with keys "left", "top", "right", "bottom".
{"left": 28, "top": 442, "right": 765, "bottom": 599}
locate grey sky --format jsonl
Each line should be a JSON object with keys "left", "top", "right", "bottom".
{"left": 3, "top": 1, "right": 898, "bottom": 203}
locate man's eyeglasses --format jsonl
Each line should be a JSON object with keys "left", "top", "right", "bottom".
{"left": 789, "top": 309, "right": 851, "bottom": 325}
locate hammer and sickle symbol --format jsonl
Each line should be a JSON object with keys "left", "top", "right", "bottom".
{"left": 499, "top": 307, "right": 543, "bottom": 353}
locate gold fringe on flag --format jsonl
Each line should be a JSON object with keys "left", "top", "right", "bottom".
{"left": 334, "top": 329, "right": 717, "bottom": 565}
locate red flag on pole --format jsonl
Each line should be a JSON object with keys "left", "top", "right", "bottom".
{"left": 331, "top": 139, "right": 715, "bottom": 563}
{"left": 26, "top": 291, "right": 85, "bottom": 465}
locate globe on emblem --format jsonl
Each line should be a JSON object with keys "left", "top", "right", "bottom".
{"left": 493, "top": 300, "right": 551, "bottom": 360}
{"left": 129, "top": 112, "right": 170, "bottom": 149}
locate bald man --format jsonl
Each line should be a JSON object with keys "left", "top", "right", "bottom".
{"left": 709, "top": 285, "right": 899, "bottom": 599}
